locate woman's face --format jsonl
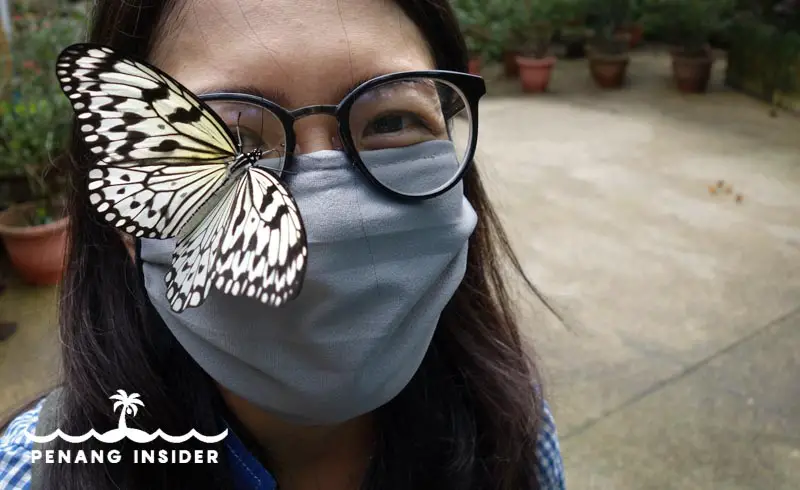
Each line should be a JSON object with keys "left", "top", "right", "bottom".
{"left": 150, "top": 0, "right": 436, "bottom": 154}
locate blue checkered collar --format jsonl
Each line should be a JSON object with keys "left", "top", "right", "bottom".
{"left": 224, "top": 423, "right": 277, "bottom": 490}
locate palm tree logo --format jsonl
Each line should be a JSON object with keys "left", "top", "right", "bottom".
{"left": 110, "top": 390, "right": 144, "bottom": 432}
{"left": 25, "top": 389, "right": 229, "bottom": 444}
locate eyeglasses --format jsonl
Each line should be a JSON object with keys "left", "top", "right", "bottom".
{"left": 198, "top": 70, "right": 486, "bottom": 200}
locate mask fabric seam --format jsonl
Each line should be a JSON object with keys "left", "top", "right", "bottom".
{"left": 352, "top": 169, "right": 380, "bottom": 300}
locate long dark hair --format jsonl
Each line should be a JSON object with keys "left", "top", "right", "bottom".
{"left": 38, "top": 0, "right": 547, "bottom": 488}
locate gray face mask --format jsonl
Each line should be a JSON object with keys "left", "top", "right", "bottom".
{"left": 139, "top": 141, "right": 478, "bottom": 425}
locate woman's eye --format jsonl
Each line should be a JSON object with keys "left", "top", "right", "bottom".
{"left": 230, "top": 127, "right": 264, "bottom": 150}
{"left": 364, "top": 113, "right": 424, "bottom": 136}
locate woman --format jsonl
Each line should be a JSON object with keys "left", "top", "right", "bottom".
{"left": 0, "top": 0, "right": 565, "bottom": 489}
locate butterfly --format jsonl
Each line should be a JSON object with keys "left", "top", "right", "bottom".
{"left": 55, "top": 43, "right": 308, "bottom": 313}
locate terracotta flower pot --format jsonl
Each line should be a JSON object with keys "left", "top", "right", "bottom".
{"left": 616, "top": 24, "right": 644, "bottom": 48}
{"left": 516, "top": 55, "right": 557, "bottom": 93}
{"left": 587, "top": 51, "right": 630, "bottom": 89}
{"left": 0, "top": 203, "right": 69, "bottom": 286}
{"left": 628, "top": 24, "right": 644, "bottom": 47}
{"left": 468, "top": 57, "right": 481, "bottom": 76}
{"left": 503, "top": 50, "right": 520, "bottom": 77}
{"left": 671, "top": 48, "right": 714, "bottom": 93}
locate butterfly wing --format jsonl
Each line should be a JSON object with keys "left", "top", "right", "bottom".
{"left": 56, "top": 43, "right": 238, "bottom": 238}
{"left": 165, "top": 181, "right": 236, "bottom": 312}
{"left": 166, "top": 166, "right": 308, "bottom": 312}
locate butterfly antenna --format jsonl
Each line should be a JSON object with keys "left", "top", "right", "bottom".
{"left": 236, "top": 112, "right": 243, "bottom": 149}
{"left": 258, "top": 108, "right": 266, "bottom": 156}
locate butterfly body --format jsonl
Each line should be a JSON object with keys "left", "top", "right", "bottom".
{"left": 57, "top": 43, "right": 308, "bottom": 312}
{"left": 174, "top": 148, "right": 262, "bottom": 239}
{"left": 228, "top": 149, "right": 263, "bottom": 178}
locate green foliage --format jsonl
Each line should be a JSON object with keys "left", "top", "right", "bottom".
{"left": 510, "top": 0, "right": 591, "bottom": 57}
{"left": 0, "top": 98, "right": 71, "bottom": 224}
{"left": 587, "top": 0, "right": 634, "bottom": 32}
{"left": 0, "top": 2, "right": 86, "bottom": 222}
{"left": 639, "top": 0, "right": 737, "bottom": 53}
{"left": 584, "top": 0, "right": 634, "bottom": 54}
{"left": 451, "top": 0, "right": 591, "bottom": 60}
{"left": 452, "top": 0, "right": 501, "bottom": 58}
{"left": 726, "top": 12, "right": 800, "bottom": 105}
{"left": 0, "top": 97, "right": 71, "bottom": 175}
{"left": 629, "top": 0, "right": 647, "bottom": 22}
{"left": 751, "top": 0, "right": 800, "bottom": 31}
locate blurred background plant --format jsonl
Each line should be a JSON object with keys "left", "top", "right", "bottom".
{"left": 0, "top": 98, "right": 70, "bottom": 224}
{"left": 510, "top": 0, "right": 587, "bottom": 58}
{"left": 452, "top": 0, "right": 502, "bottom": 61}
{"left": 726, "top": 0, "right": 800, "bottom": 112}
{"left": 639, "top": 0, "right": 737, "bottom": 55}
{"left": 0, "top": 0, "right": 84, "bottom": 223}
{"left": 585, "top": 0, "right": 634, "bottom": 54}
{"left": 452, "top": 0, "right": 593, "bottom": 73}
{"left": 748, "top": 0, "right": 800, "bottom": 30}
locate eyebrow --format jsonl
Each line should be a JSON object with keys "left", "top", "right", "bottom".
{"left": 197, "top": 76, "right": 375, "bottom": 108}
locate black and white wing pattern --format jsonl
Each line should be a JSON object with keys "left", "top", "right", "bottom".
{"left": 56, "top": 43, "right": 308, "bottom": 311}
{"left": 56, "top": 43, "right": 238, "bottom": 239}
{"left": 166, "top": 167, "right": 308, "bottom": 312}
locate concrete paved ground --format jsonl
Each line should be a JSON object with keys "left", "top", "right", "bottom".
{"left": 476, "top": 48, "right": 800, "bottom": 489}
{"left": 1, "top": 47, "right": 799, "bottom": 488}
{"left": 0, "top": 276, "right": 59, "bottom": 424}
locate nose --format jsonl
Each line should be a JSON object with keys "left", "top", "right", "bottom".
{"left": 292, "top": 115, "right": 342, "bottom": 154}
{"left": 286, "top": 103, "right": 346, "bottom": 155}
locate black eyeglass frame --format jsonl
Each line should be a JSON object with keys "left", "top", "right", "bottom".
{"left": 199, "top": 70, "right": 487, "bottom": 201}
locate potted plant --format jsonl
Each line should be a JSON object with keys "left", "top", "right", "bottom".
{"left": 585, "top": 0, "right": 633, "bottom": 89}
{"left": 641, "top": 0, "right": 736, "bottom": 93}
{"left": 556, "top": 0, "right": 592, "bottom": 58}
{"left": 497, "top": 9, "right": 525, "bottom": 77}
{"left": 464, "top": 24, "right": 490, "bottom": 75}
{"left": 0, "top": 6, "right": 82, "bottom": 285}
{"left": 453, "top": 0, "right": 494, "bottom": 75}
{"left": 473, "top": 0, "right": 522, "bottom": 77}
{"left": 494, "top": 0, "right": 544, "bottom": 78}
{"left": 509, "top": 0, "right": 584, "bottom": 93}
{"left": 615, "top": 0, "right": 645, "bottom": 47}
{"left": 0, "top": 99, "right": 71, "bottom": 285}
{"left": 501, "top": 29, "right": 522, "bottom": 77}
{"left": 512, "top": 0, "right": 558, "bottom": 93}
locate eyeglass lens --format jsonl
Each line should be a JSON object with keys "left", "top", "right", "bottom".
{"left": 350, "top": 78, "right": 470, "bottom": 197}
{"left": 206, "top": 100, "right": 288, "bottom": 175}
{"left": 204, "top": 77, "right": 472, "bottom": 197}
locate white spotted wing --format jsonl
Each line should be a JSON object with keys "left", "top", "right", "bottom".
{"left": 166, "top": 167, "right": 307, "bottom": 312}
{"left": 57, "top": 43, "right": 236, "bottom": 239}
{"left": 56, "top": 43, "right": 308, "bottom": 311}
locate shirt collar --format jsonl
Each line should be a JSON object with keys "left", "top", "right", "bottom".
{"left": 224, "top": 422, "right": 277, "bottom": 490}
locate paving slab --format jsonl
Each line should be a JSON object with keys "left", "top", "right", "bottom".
{"left": 0, "top": 274, "right": 60, "bottom": 424}
{"left": 559, "top": 307, "right": 800, "bottom": 490}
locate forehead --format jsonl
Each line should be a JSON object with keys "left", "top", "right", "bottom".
{"left": 150, "top": 0, "right": 435, "bottom": 108}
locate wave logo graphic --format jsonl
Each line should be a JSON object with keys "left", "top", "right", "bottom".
{"left": 25, "top": 390, "right": 228, "bottom": 444}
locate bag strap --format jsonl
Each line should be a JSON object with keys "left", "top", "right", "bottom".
{"left": 29, "top": 387, "right": 64, "bottom": 490}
